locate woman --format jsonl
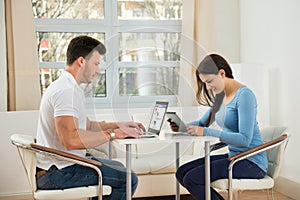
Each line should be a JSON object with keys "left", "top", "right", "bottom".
{"left": 171, "top": 54, "right": 268, "bottom": 200}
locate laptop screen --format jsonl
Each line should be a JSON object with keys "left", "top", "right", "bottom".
{"left": 148, "top": 101, "right": 169, "bottom": 134}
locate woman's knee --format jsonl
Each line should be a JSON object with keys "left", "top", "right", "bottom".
{"left": 132, "top": 172, "right": 138, "bottom": 185}
{"left": 175, "top": 170, "right": 182, "bottom": 183}
{"left": 131, "top": 172, "right": 138, "bottom": 191}
{"left": 182, "top": 173, "right": 198, "bottom": 188}
{"left": 175, "top": 166, "right": 186, "bottom": 186}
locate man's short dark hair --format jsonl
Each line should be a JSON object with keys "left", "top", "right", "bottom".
{"left": 66, "top": 35, "right": 106, "bottom": 65}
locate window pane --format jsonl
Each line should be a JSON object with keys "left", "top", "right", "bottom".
{"left": 118, "top": 0, "right": 182, "bottom": 20}
{"left": 119, "top": 33, "right": 180, "bottom": 62}
{"left": 81, "top": 72, "right": 106, "bottom": 97}
{"left": 40, "top": 68, "right": 106, "bottom": 97}
{"left": 36, "top": 32, "right": 105, "bottom": 62}
{"left": 32, "top": 0, "right": 104, "bottom": 19}
{"left": 119, "top": 67, "right": 179, "bottom": 96}
{"left": 40, "top": 68, "right": 63, "bottom": 94}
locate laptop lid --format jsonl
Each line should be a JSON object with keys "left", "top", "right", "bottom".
{"left": 147, "top": 101, "right": 169, "bottom": 135}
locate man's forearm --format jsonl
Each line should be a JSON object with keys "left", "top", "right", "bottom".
{"left": 76, "top": 129, "right": 110, "bottom": 149}
{"left": 88, "top": 121, "right": 119, "bottom": 131}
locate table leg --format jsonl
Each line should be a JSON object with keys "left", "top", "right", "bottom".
{"left": 126, "top": 144, "right": 132, "bottom": 200}
{"left": 175, "top": 142, "right": 180, "bottom": 200}
{"left": 205, "top": 141, "right": 211, "bottom": 200}
{"left": 108, "top": 141, "right": 112, "bottom": 160}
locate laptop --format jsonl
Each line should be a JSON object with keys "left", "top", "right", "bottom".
{"left": 141, "top": 101, "right": 169, "bottom": 138}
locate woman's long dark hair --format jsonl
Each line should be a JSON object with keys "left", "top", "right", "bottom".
{"left": 196, "top": 54, "right": 234, "bottom": 127}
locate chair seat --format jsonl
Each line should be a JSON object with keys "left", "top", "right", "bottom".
{"left": 34, "top": 185, "right": 112, "bottom": 199}
{"left": 211, "top": 175, "right": 274, "bottom": 190}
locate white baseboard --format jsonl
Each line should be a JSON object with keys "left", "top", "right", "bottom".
{"left": 275, "top": 176, "right": 300, "bottom": 200}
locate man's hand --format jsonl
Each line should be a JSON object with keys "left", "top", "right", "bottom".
{"left": 186, "top": 126, "right": 204, "bottom": 136}
{"left": 114, "top": 121, "right": 146, "bottom": 139}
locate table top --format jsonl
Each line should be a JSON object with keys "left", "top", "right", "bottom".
{"left": 113, "top": 131, "right": 218, "bottom": 145}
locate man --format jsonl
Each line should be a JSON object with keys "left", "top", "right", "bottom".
{"left": 36, "top": 35, "right": 145, "bottom": 200}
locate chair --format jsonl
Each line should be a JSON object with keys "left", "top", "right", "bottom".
{"left": 211, "top": 126, "right": 290, "bottom": 200}
{"left": 11, "top": 134, "right": 111, "bottom": 200}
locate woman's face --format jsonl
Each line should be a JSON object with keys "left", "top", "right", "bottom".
{"left": 199, "top": 71, "right": 225, "bottom": 94}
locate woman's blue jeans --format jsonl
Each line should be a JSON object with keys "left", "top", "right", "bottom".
{"left": 36, "top": 157, "right": 138, "bottom": 200}
{"left": 176, "top": 154, "right": 266, "bottom": 200}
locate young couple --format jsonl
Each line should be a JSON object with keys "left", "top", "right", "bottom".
{"left": 36, "top": 35, "right": 267, "bottom": 200}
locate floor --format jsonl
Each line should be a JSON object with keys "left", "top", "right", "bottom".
{"left": 133, "top": 190, "right": 294, "bottom": 200}
{"left": 0, "top": 190, "right": 294, "bottom": 200}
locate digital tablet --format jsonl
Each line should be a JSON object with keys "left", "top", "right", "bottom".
{"left": 166, "top": 111, "right": 187, "bottom": 132}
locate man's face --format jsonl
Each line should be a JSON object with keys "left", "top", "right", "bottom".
{"left": 81, "top": 51, "right": 101, "bottom": 84}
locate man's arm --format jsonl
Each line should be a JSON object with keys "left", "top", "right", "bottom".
{"left": 55, "top": 116, "right": 110, "bottom": 150}
{"left": 55, "top": 116, "right": 145, "bottom": 150}
{"left": 86, "top": 118, "right": 146, "bottom": 133}
{"left": 86, "top": 118, "right": 118, "bottom": 132}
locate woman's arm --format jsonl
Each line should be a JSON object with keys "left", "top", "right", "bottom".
{"left": 204, "top": 89, "right": 257, "bottom": 147}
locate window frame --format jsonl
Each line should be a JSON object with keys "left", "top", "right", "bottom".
{"left": 34, "top": 0, "right": 182, "bottom": 108}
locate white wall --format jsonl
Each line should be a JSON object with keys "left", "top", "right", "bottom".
{"left": 231, "top": 64, "right": 270, "bottom": 127}
{"left": 0, "top": 111, "right": 39, "bottom": 195}
{"left": 240, "top": 0, "right": 300, "bottom": 184}
{"left": 214, "top": 0, "right": 240, "bottom": 63}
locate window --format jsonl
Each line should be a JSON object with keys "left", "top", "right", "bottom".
{"left": 32, "top": 0, "right": 182, "bottom": 108}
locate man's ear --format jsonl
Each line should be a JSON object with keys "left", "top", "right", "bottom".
{"left": 77, "top": 57, "right": 85, "bottom": 67}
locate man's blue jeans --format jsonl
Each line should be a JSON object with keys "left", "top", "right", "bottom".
{"left": 36, "top": 157, "right": 138, "bottom": 200}
{"left": 176, "top": 154, "right": 266, "bottom": 200}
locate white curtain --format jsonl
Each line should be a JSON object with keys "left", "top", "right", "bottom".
{"left": 178, "top": 0, "right": 215, "bottom": 106}
{"left": 0, "top": 1, "right": 7, "bottom": 111}
{"left": 5, "top": 0, "right": 41, "bottom": 111}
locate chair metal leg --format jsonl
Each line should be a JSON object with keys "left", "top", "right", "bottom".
{"left": 266, "top": 189, "right": 270, "bottom": 200}
{"left": 265, "top": 189, "right": 269, "bottom": 200}
{"left": 265, "top": 188, "right": 274, "bottom": 200}
{"left": 233, "top": 190, "right": 239, "bottom": 200}
{"left": 271, "top": 188, "right": 275, "bottom": 200}
{"left": 228, "top": 162, "right": 235, "bottom": 200}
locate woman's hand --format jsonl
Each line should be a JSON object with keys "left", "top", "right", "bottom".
{"left": 186, "top": 126, "right": 204, "bottom": 136}
{"left": 167, "top": 118, "right": 179, "bottom": 132}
